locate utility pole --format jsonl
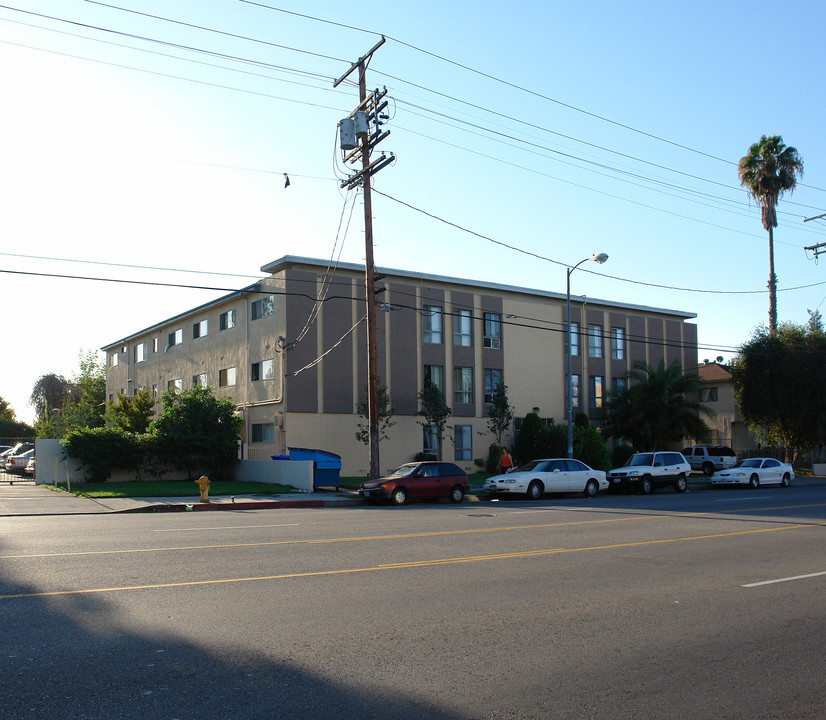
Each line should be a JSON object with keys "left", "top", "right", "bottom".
{"left": 334, "top": 38, "right": 394, "bottom": 480}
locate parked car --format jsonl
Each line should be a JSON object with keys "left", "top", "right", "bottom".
{"left": 484, "top": 458, "right": 608, "bottom": 499}
{"left": 711, "top": 458, "right": 794, "bottom": 488}
{"left": 24, "top": 456, "right": 35, "bottom": 476}
{"left": 682, "top": 445, "right": 738, "bottom": 475}
{"left": 607, "top": 451, "right": 690, "bottom": 494}
{"left": 358, "top": 461, "right": 469, "bottom": 505}
{"left": 5, "top": 448, "right": 34, "bottom": 474}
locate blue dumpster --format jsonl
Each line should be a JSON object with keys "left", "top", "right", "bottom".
{"left": 287, "top": 448, "right": 342, "bottom": 490}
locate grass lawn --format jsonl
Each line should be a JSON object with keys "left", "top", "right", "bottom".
{"left": 47, "top": 480, "right": 297, "bottom": 498}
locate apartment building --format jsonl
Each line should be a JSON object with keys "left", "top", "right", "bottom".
{"left": 103, "top": 255, "right": 698, "bottom": 477}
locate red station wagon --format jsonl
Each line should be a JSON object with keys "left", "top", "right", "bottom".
{"left": 359, "top": 461, "right": 469, "bottom": 505}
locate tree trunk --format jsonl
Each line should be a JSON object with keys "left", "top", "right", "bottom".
{"left": 768, "top": 225, "right": 778, "bottom": 333}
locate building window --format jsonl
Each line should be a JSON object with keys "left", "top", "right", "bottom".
{"left": 168, "top": 328, "right": 183, "bottom": 348}
{"left": 568, "top": 322, "right": 579, "bottom": 356}
{"left": 109, "top": 352, "right": 119, "bottom": 367}
{"left": 423, "top": 424, "right": 438, "bottom": 455}
{"left": 251, "top": 359, "right": 275, "bottom": 382}
{"left": 134, "top": 342, "right": 147, "bottom": 363}
{"left": 453, "top": 309, "right": 472, "bottom": 347}
{"left": 251, "top": 295, "right": 274, "bottom": 320}
{"left": 168, "top": 378, "right": 183, "bottom": 392}
{"left": 611, "top": 327, "right": 625, "bottom": 360}
{"left": 454, "top": 425, "right": 472, "bottom": 461}
{"left": 483, "top": 312, "right": 501, "bottom": 349}
{"left": 484, "top": 368, "right": 503, "bottom": 404}
{"left": 589, "top": 375, "right": 604, "bottom": 409}
{"left": 588, "top": 325, "right": 602, "bottom": 358}
{"left": 192, "top": 373, "right": 208, "bottom": 388}
{"left": 571, "top": 374, "right": 580, "bottom": 409}
{"left": 251, "top": 423, "right": 275, "bottom": 443}
{"left": 423, "top": 365, "right": 444, "bottom": 391}
{"left": 219, "top": 367, "right": 237, "bottom": 387}
{"left": 153, "top": 337, "right": 159, "bottom": 353}
{"left": 454, "top": 367, "right": 473, "bottom": 405}
{"left": 423, "top": 306, "right": 442, "bottom": 344}
{"left": 219, "top": 309, "right": 236, "bottom": 331}
{"left": 152, "top": 384, "right": 158, "bottom": 399}
{"left": 612, "top": 377, "right": 626, "bottom": 396}
{"left": 193, "top": 320, "right": 208, "bottom": 339}
{"left": 701, "top": 387, "right": 718, "bottom": 402}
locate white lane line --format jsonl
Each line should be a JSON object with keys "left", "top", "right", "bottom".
{"left": 743, "top": 570, "right": 826, "bottom": 587}
{"left": 154, "top": 523, "right": 300, "bottom": 533}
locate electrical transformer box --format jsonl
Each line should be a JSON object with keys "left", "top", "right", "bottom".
{"left": 339, "top": 118, "right": 357, "bottom": 150}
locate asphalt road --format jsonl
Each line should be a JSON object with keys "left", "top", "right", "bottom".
{"left": 2, "top": 483, "right": 825, "bottom": 719}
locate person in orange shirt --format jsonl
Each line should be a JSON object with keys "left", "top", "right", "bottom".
{"left": 499, "top": 448, "right": 514, "bottom": 473}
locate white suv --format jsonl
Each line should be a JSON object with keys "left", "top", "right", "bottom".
{"left": 608, "top": 451, "right": 691, "bottom": 494}
{"left": 682, "top": 446, "right": 738, "bottom": 475}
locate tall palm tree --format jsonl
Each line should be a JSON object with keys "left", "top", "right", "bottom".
{"left": 738, "top": 134, "right": 804, "bottom": 333}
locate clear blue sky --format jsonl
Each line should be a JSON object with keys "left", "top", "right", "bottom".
{"left": 1, "top": 0, "right": 824, "bottom": 424}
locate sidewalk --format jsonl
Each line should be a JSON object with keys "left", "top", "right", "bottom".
{"left": 0, "top": 480, "right": 363, "bottom": 517}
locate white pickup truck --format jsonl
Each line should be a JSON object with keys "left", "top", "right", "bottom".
{"left": 682, "top": 445, "right": 738, "bottom": 475}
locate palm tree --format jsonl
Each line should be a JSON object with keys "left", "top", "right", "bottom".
{"left": 601, "top": 359, "right": 711, "bottom": 451}
{"left": 738, "top": 134, "right": 804, "bottom": 333}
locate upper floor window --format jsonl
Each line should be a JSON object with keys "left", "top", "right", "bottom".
{"left": 423, "top": 306, "right": 442, "bottom": 344}
{"left": 454, "top": 367, "right": 473, "bottom": 405}
{"left": 701, "top": 387, "right": 718, "bottom": 402}
{"left": 168, "top": 378, "right": 183, "bottom": 392}
{"left": 219, "top": 367, "right": 237, "bottom": 387}
{"left": 484, "top": 368, "right": 503, "bottom": 404}
{"left": 612, "top": 377, "right": 627, "bottom": 396}
{"left": 568, "top": 322, "right": 579, "bottom": 356}
{"left": 192, "top": 373, "right": 208, "bottom": 388}
{"left": 453, "top": 309, "right": 472, "bottom": 347}
{"left": 134, "top": 342, "right": 147, "bottom": 363}
{"left": 251, "top": 295, "right": 274, "bottom": 320}
{"left": 589, "top": 375, "right": 604, "bottom": 409}
{"left": 193, "top": 320, "right": 208, "bottom": 339}
{"left": 219, "top": 309, "right": 236, "bottom": 331}
{"left": 483, "top": 312, "right": 501, "bottom": 349}
{"left": 588, "top": 325, "right": 602, "bottom": 358}
{"left": 251, "top": 359, "right": 275, "bottom": 382}
{"left": 571, "top": 374, "right": 580, "bottom": 409}
{"left": 109, "top": 352, "right": 119, "bottom": 367}
{"left": 424, "top": 365, "right": 444, "bottom": 391}
{"left": 610, "top": 327, "right": 625, "bottom": 360}
{"left": 153, "top": 337, "right": 159, "bottom": 353}
{"left": 168, "top": 328, "right": 183, "bottom": 348}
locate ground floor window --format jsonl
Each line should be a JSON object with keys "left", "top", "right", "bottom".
{"left": 251, "top": 423, "right": 275, "bottom": 443}
{"left": 454, "top": 425, "right": 472, "bottom": 461}
{"left": 423, "top": 424, "right": 438, "bottom": 455}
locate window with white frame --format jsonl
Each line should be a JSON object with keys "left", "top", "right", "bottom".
{"left": 587, "top": 324, "right": 602, "bottom": 358}
{"left": 484, "top": 368, "right": 503, "bottom": 404}
{"left": 453, "top": 309, "right": 472, "bottom": 347}
{"left": 134, "top": 342, "right": 147, "bottom": 363}
{"left": 589, "top": 375, "right": 604, "bottom": 409}
{"left": 454, "top": 367, "right": 473, "bottom": 405}
{"left": 168, "top": 378, "right": 183, "bottom": 392}
{"left": 571, "top": 374, "right": 580, "bottom": 409}
{"left": 568, "top": 321, "right": 579, "bottom": 356}
{"left": 423, "top": 364, "right": 444, "bottom": 391}
{"left": 153, "top": 337, "right": 159, "bottom": 353}
{"left": 251, "top": 423, "right": 275, "bottom": 443}
{"left": 251, "top": 358, "right": 275, "bottom": 382}
{"left": 192, "top": 373, "right": 208, "bottom": 388}
{"left": 251, "top": 295, "right": 274, "bottom": 320}
{"left": 218, "top": 367, "right": 237, "bottom": 387}
{"left": 422, "top": 305, "right": 442, "bottom": 344}
{"left": 219, "top": 309, "right": 236, "bottom": 331}
{"left": 483, "top": 312, "right": 501, "bottom": 349}
{"left": 454, "top": 425, "right": 472, "bottom": 461}
{"left": 168, "top": 329, "right": 183, "bottom": 348}
{"left": 193, "top": 320, "right": 208, "bottom": 339}
{"left": 109, "top": 352, "right": 119, "bottom": 367}
{"left": 610, "top": 327, "right": 625, "bottom": 360}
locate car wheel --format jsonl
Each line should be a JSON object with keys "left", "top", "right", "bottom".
{"left": 584, "top": 479, "right": 599, "bottom": 498}
{"left": 702, "top": 462, "right": 714, "bottom": 476}
{"left": 639, "top": 475, "right": 652, "bottom": 495}
{"left": 449, "top": 486, "right": 465, "bottom": 503}
{"left": 748, "top": 474, "right": 759, "bottom": 489}
{"left": 526, "top": 480, "right": 543, "bottom": 500}
{"left": 781, "top": 473, "right": 791, "bottom": 488}
{"left": 391, "top": 487, "right": 408, "bottom": 505}
{"left": 674, "top": 474, "right": 688, "bottom": 493}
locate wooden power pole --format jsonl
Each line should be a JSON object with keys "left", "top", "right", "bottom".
{"left": 334, "top": 38, "right": 394, "bottom": 480}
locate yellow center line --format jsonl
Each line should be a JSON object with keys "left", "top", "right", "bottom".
{"left": 0, "top": 522, "right": 810, "bottom": 601}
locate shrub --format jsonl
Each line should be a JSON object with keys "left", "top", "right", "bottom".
{"left": 575, "top": 426, "right": 611, "bottom": 471}
{"left": 611, "top": 444, "right": 635, "bottom": 469}
{"left": 486, "top": 444, "right": 502, "bottom": 474}
{"left": 62, "top": 427, "right": 144, "bottom": 482}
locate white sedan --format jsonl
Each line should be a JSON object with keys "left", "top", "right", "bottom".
{"left": 484, "top": 458, "right": 608, "bottom": 499}
{"left": 711, "top": 458, "right": 794, "bottom": 488}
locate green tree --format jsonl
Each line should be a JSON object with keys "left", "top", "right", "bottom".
{"left": 105, "top": 388, "right": 156, "bottom": 434}
{"left": 730, "top": 323, "right": 826, "bottom": 461}
{"left": 485, "top": 383, "right": 515, "bottom": 448}
{"left": 29, "top": 373, "right": 73, "bottom": 422}
{"left": 513, "top": 412, "right": 546, "bottom": 465}
{"left": 150, "top": 385, "right": 243, "bottom": 479}
{"left": 355, "top": 381, "right": 396, "bottom": 445}
{"left": 601, "top": 359, "right": 710, "bottom": 451}
{"left": 0, "top": 396, "right": 34, "bottom": 439}
{"left": 417, "top": 382, "right": 451, "bottom": 460}
{"left": 738, "top": 134, "right": 804, "bottom": 333}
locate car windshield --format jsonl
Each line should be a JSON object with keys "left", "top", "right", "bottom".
{"left": 735, "top": 459, "right": 762, "bottom": 468}
{"left": 387, "top": 465, "right": 418, "bottom": 478}
{"left": 628, "top": 453, "right": 654, "bottom": 467}
{"left": 514, "top": 460, "right": 543, "bottom": 472}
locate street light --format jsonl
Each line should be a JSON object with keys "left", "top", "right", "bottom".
{"left": 566, "top": 253, "right": 608, "bottom": 458}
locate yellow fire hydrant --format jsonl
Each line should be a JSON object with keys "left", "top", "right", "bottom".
{"left": 195, "top": 475, "right": 211, "bottom": 503}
